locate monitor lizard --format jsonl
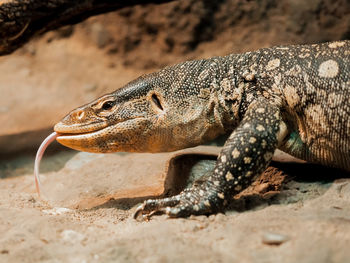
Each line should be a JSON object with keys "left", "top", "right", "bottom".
{"left": 54, "top": 40, "right": 350, "bottom": 219}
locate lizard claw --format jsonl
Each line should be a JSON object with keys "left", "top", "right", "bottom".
{"left": 133, "top": 204, "right": 148, "bottom": 221}
{"left": 133, "top": 204, "right": 155, "bottom": 221}
{"left": 133, "top": 197, "right": 181, "bottom": 221}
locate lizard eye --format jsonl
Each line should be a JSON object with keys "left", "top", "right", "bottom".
{"left": 151, "top": 93, "right": 164, "bottom": 111}
{"left": 101, "top": 101, "right": 115, "bottom": 111}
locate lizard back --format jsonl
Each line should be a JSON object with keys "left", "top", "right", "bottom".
{"left": 250, "top": 41, "right": 350, "bottom": 170}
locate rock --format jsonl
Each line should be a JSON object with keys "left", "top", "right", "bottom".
{"left": 262, "top": 232, "right": 290, "bottom": 245}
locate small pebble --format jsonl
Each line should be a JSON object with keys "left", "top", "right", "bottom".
{"left": 332, "top": 206, "right": 342, "bottom": 210}
{"left": 262, "top": 232, "right": 289, "bottom": 245}
{"left": 214, "top": 213, "right": 226, "bottom": 222}
{"left": 192, "top": 222, "right": 209, "bottom": 231}
{"left": 208, "top": 214, "right": 216, "bottom": 222}
{"left": 42, "top": 207, "right": 72, "bottom": 216}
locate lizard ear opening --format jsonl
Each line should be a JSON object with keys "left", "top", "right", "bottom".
{"left": 151, "top": 93, "right": 164, "bottom": 111}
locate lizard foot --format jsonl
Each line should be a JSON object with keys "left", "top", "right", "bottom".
{"left": 134, "top": 185, "right": 225, "bottom": 220}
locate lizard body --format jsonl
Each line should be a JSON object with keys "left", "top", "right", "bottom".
{"left": 54, "top": 40, "right": 350, "bottom": 218}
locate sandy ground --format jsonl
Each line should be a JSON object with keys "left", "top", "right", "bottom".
{"left": 1, "top": 146, "right": 350, "bottom": 263}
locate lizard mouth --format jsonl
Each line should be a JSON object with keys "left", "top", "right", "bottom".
{"left": 53, "top": 121, "right": 111, "bottom": 151}
{"left": 54, "top": 125, "right": 114, "bottom": 152}
{"left": 54, "top": 121, "right": 109, "bottom": 135}
{"left": 53, "top": 117, "right": 147, "bottom": 152}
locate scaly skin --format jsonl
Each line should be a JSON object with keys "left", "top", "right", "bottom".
{"left": 54, "top": 40, "right": 350, "bottom": 219}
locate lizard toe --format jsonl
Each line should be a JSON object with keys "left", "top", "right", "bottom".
{"left": 161, "top": 192, "right": 226, "bottom": 218}
{"left": 133, "top": 196, "right": 181, "bottom": 220}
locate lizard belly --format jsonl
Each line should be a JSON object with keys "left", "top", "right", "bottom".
{"left": 280, "top": 126, "right": 350, "bottom": 171}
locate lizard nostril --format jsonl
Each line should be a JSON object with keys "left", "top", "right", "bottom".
{"left": 76, "top": 110, "right": 85, "bottom": 120}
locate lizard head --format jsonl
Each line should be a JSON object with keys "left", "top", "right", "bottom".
{"left": 54, "top": 59, "right": 233, "bottom": 153}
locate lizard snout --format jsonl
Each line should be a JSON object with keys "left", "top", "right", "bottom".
{"left": 54, "top": 108, "right": 107, "bottom": 135}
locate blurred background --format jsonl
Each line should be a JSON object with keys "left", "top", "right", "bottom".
{"left": 0, "top": 0, "right": 349, "bottom": 156}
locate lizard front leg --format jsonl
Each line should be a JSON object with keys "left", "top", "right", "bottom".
{"left": 134, "top": 99, "right": 288, "bottom": 219}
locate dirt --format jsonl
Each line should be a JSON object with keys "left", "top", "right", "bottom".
{"left": 0, "top": 0, "right": 350, "bottom": 262}
{"left": 1, "top": 147, "right": 350, "bottom": 263}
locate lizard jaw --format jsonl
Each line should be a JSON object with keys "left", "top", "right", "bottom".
{"left": 54, "top": 121, "right": 111, "bottom": 152}
{"left": 54, "top": 118, "right": 149, "bottom": 153}
{"left": 55, "top": 126, "right": 114, "bottom": 153}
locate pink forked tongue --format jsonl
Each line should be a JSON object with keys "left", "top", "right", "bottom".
{"left": 34, "top": 132, "right": 59, "bottom": 197}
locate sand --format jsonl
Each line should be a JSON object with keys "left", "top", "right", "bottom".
{"left": 1, "top": 146, "right": 350, "bottom": 262}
